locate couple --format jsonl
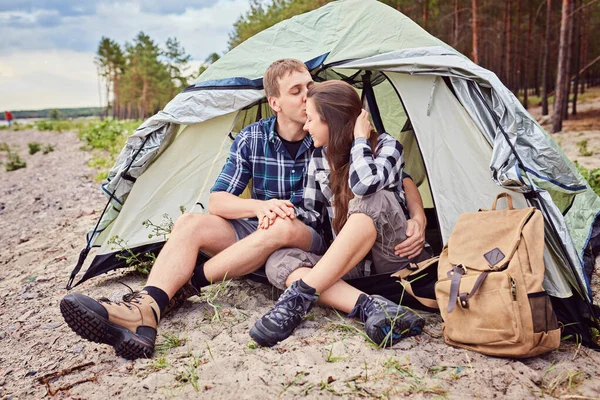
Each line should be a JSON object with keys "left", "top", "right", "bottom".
{"left": 60, "top": 59, "right": 431, "bottom": 359}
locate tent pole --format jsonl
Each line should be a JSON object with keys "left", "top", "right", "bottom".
{"left": 66, "top": 134, "right": 153, "bottom": 289}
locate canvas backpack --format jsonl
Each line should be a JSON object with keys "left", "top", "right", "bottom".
{"left": 434, "top": 193, "right": 561, "bottom": 358}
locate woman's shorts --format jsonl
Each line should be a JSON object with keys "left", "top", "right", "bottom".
{"left": 265, "top": 190, "right": 431, "bottom": 290}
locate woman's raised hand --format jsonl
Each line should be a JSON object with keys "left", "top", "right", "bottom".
{"left": 353, "top": 109, "right": 372, "bottom": 140}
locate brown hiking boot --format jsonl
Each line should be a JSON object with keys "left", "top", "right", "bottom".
{"left": 60, "top": 290, "right": 160, "bottom": 360}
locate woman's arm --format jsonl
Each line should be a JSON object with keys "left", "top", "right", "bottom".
{"left": 394, "top": 176, "right": 427, "bottom": 258}
{"left": 349, "top": 133, "right": 404, "bottom": 196}
{"left": 294, "top": 152, "right": 328, "bottom": 233}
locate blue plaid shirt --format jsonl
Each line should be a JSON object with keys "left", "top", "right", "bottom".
{"left": 211, "top": 116, "right": 313, "bottom": 207}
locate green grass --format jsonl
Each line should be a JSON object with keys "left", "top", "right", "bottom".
{"left": 5, "top": 152, "right": 26, "bottom": 171}
{"left": 35, "top": 119, "right": 86, "bottom": 133}
{"left": 42, "top": 144, "right": 54, "bottom": 154}
{"left": 155, "top": 331, "right": 186, "bottom": 354}
{"left": 577, "top": 140, "right": 594, "bottom": 157}
{"left": 28, "top": 142, "right": 42, "bottom": 155}
{"left": 78, "top": 119, "right": 142, "bottom": 181}
{"left": 575, "top": 161, "right": 600, "bottom": 195}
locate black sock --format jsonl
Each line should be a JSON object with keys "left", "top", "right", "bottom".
{"left": 296, "top": 279, "right": 317, "bottom": 295}
{"left": 143, "top": 286, "right": 169, "bottom": 317}
{"left": 191, "top": 263, "right": 211, "bottom": 291}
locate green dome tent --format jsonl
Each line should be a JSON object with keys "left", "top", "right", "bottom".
{"left": 68, "top": 0, "right": 600, "bottom": 346}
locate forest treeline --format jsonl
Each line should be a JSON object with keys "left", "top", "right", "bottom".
{"left": 94, "top": 33, "right": 220, "bottom": 120}
{"left": 0, "top": 107, "right": 103, "bottom": 120}
{"left": 99, "top": 0, "right": 600, "bottom": 133}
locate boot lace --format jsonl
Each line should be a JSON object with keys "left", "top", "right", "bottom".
{"left": 265, "top": 288, "right": 316, "bottom": 327}
{"left": 97, "top": 283, "right": 146, "bottom": 310}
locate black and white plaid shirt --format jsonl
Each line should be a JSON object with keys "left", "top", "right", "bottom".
{"left": 296, "top": 132, "right": 406, "bottom": 245}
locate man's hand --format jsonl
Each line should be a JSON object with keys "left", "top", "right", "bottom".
{"left": 395, "top": 218, "right": 425, "bottom": 259}
{"left": 354, "top": 109, "right": 372, "bottom": 140}
{"left": 256, "top": 199, "right": 295, "bottom": 229}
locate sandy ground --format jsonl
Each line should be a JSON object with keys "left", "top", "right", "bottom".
{"left": 1, "top": 92, "right": 600, "bottom": 400}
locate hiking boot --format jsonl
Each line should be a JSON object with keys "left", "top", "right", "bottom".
{"left": 249, "top": 280, "right": 318, "bottom": 347}
{"left": 349, "top": 294, "right": 424, "bottom": 347}
{"left": 60, "top": 290, "right": 160, "bottom": 360}
{"left": 162, "top": 282, "right": 200, "bottom": 317}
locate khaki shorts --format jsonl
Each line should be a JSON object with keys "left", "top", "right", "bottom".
{"left": 265, "top": 190, "right": 431, "bottom": 290}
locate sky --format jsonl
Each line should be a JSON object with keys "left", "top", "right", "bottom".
{"left": 0, "top": 0, "right": 252, "bottom": 111}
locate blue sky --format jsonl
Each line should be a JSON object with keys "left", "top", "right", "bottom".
{"left": 0, "top": 0, "right": 251, "bottom": 110}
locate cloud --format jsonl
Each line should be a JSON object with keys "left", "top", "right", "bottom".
{"left": 0, "top": 50, "right": 100, "bottom": 110}
{"left": 0, "top": 0, "right": 252, "bottom": 110}
{"left": 0, "top": 0, "right": 250, "bottom": 58}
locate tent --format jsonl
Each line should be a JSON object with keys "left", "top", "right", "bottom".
{"left": 67, "top": 0, "right": 600, "bottom": 346}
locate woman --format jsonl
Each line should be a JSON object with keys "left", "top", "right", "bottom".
{"left": 249, "top": 80, "right": 431, "bottom": 348}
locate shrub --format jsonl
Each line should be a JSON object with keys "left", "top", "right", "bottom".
{"left": 28, "top": 142, "right": 42, "bottom": 155}
{"left": 42, "top": 144, "right": 55, "bottom": 154}
{"left": 78, "top": 119, "right": 139, "bottom": 153}
{"left": 577, "top": 140, "right": 594, "bottom": 157}
{"left": 5, "top": 152, "right": 26, "bottom": 171}
{"left": 575, "top": 161, "right": 600, "bottom": 196}
{"left": 0, "top": 142, "right": 9, "bottom": 152}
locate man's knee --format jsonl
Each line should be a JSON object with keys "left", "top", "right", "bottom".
{"left": 261, "top": 218, "right": 309, "bottom": 248}
{"left": 171, "top": 213, "right": 233, "bottom": 246}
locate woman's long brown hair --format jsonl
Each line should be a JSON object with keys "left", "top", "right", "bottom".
{"left": 307, "top": 80, "right": 378, "bottom": 234}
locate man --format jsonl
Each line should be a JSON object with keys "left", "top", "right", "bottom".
{"left": 60, "top": 59, "right": 426, "bottom": 359}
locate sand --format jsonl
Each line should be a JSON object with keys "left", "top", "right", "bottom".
{"left": 1, "top": 92, "right": 600, "bottom": 399}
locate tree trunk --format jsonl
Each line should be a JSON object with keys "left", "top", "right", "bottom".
{"left": 471, "top": 0, "right": 479, "bottom": 64}
{"left": 523, "top": 10, "right": 532, "bottom": 109}
{"left": 563, "top": 0, "right": 575, "bottom": 121}
{"left": 453, "top": 0, "right": 459, "bottom": 47}
{"left": 506, "top": 0, "right": 512, "bottom": 90}
{"left": 500, "top": 1, "right": 508, "bottom": 82}
{"left": 422, "top": 0, "right": 428, "bottom": 30}
{"left": 552, "top": 0, "right": 573, "bottom": 133}
{"left": 515, "top": 0, "right": 521, "bottom": 95}
{"left": 541, "top": 0, "right": 552, "bottom": 116}
{"left": 141, "top": 79, "right": 148, "bottom": 120}
{"left": 572, "top": 0, "right": 582, "bottom": 116}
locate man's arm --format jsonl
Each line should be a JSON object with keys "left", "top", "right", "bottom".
{"left": 208, "top": 130, "right": 293, "bottom": 224}
{"left": 395, "top": 176, "right": 427, "bottom": 259}
{"left": 208, "top": 192, "right": 293, "bottom": 222}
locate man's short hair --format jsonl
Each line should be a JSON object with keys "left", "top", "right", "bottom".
{"left": 263, "top": 59, "right": 308, "bottom": 98}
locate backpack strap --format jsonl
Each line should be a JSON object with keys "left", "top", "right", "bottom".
{"left": 458, "top": 272, "right": 490, "bottom": 309}
{"left": 447, "top": 264, "right": 466, "bottom": 313}
{"left": 399, "top": 279, "right": 439, "bottom": 309}
{"left": 492, "top": 193, "right": 514, "bottom": 210}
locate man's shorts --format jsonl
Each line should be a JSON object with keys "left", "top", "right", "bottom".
{"left": 227, "top": 218, "right": 326, "bottom": 255}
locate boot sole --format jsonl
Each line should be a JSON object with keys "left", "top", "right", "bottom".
{"left": 369, "top": 317, "right": 425, "bottom": 347}
{"left": 249, "top": 321, "right": 281, "bottom": 347}
{"left": 60, "top": 295, "right": 154, "bottom": 360}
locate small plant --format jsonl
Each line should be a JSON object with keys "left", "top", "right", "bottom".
{"left": 325, "top": 343, "right": 345, "bottom": 363}
{"left": 199, "top": 276, "right": 232, "bottom": 322}
{"left": 42, "top": 144, "right": 54, "bottom": 154}
{"left": 147, "top": 354, "right": 171, "bottom": 371}
{"left": 94, "top": 170, "right": 109, "bottom": 182}
{"left": 577, "top": 140, "right": 594, "bottom": 157}
{"left": 107, "top": 235, "right": 157, "bottom": 276}
{"left": 143, "top": 207, "right": 186, "bottom": 240}
{"left": 575, "top": 161, "right": 600, "bottom": 195}
{"left": 156, "top": 332, "right": 186, "bottom": 354}
{"left": 5, "top": 152, "right": 26, "bottom": 171}
{"left": 28, "top": 142, "right": 42, "bottom": 155}
{"left": 0, "top": 142, "right": 9, "bottom": 152}
{"left": 176, "top": 352, "right": 206, "bottom": 391}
